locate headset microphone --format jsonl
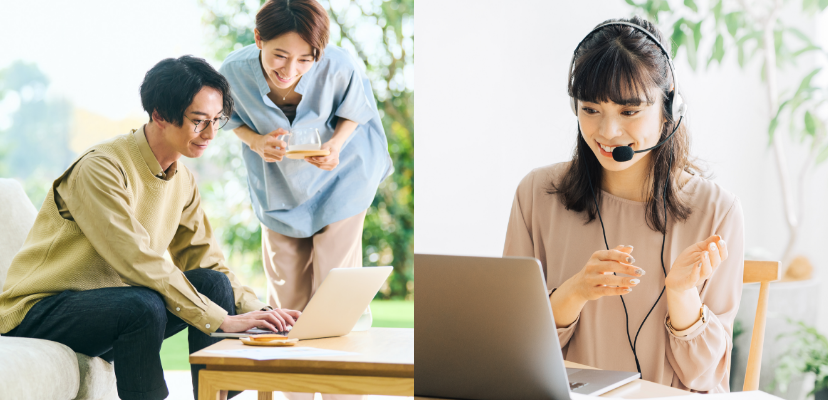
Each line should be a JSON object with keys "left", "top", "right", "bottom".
{"left": 611, "top": 115, "right": 684, "bottom": 162}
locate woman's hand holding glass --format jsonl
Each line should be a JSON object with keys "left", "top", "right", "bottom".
{"left": 306, "top": 140, "right": 342, "bottom": 171}
{"left": 251, "top": 128, "right": 289, "bottom": 162}
{"left": 665, "top": 235, "right": 728, "bottom": 293}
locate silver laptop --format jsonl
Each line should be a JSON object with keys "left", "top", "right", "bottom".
{"left": 211, "top": 266, "right": 392, "bottom": 340}
{"left": 414, "top": 254, "right": 639, "bottom": 399}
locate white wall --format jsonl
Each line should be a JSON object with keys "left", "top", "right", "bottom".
{"left": 415, "top": 1, "right": 828, "bottom": 329}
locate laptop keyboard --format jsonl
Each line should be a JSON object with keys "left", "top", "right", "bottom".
{"left": 245, "top": 327, "right": 289, "bottom": 335}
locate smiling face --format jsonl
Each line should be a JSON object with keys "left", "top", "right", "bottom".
{"left": 162, "top": 86, "right": 225, "bottom": 159}
{"left": 576, "top": 92, "right": 666, "bottom": 173}
{"left": 255, "top": 30, "right": 315, "bottom": 89}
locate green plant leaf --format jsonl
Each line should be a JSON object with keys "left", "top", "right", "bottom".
{"left": 787, "top": 27, "right": 813, "bottom": 45}
{"left": 671, "top": 18, "right": 687, "bottom": 59}
{"left": 624, "top": 0, "right": 638, "bottom": 6}
{"left": 820, "top": 0, "right": 828, "bottom": 11}
{"left": 768, "top": 115, "right": 780, "bottom": 144}
{"left": 804, "top": 0, "right": 818, "bottom": 11}
{"left": 637, "top": 0, "right": 660, "bottom": 22}
{"left": 735, "top": 29, "right": 761, "bottom": 68}
{"left": 738, "top": 44, "right": 745, "bottom": 68}
{"left": 724, "top": 12, "right": 743, "bottom": 38}
{"left": 774, "top": 28, "right": 785, "bottom": 65}
{"left": 768, "top": 98, "right": 792, "bottom": 144}
{"left": 685, "top": 32, "right": 698, "bottom": 70}
{"left": 708, "top": 34, "right": 725, "bottom": 67}
{"left": 684, "top": 0, "right": 698, "bottom": 13}
{"left": 795, "top": 68, "right": 822, "bottom": 97}
{"left": 737, "top": 29, "right": 762, "bottom": 46}
{"left": 804, "top": 110, "right": 817, "bottom": 137}
{"left": 712, "top": 0, "right": 723, "bottom": 21}
{"left": 692, "top": 20, "right": 703, "bottom": 50}
{"left": 792, "top": 44, "right": 823, "bottom": 58}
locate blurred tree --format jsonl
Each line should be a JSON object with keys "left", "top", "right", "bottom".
{"left": 196, "top": 0, "right": 414, "bottom": 299}
{"left": 0, "top": 61, "right": 75, "bottom": 207}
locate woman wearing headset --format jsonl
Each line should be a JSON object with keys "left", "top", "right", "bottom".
{"left": 504, "top": 16, "right": 743, "bottom": 393}
{"left": 218, "top": 0, "right": 391, "bottom": 336}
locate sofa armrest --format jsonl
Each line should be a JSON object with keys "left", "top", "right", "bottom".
{"left": 0, "top": 336, "right": 80, "bottom": 400}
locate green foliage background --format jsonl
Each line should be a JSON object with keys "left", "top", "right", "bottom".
{"left": 0, "top": 61, "right": 76, "bottom": 208}
{"left": 193, "top": 0, "right": 414, "bottom": 299}
{"left": 774, "top": 320, "right": 828, "bottom": 395}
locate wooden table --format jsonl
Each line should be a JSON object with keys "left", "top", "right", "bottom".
{"left": 415, "top": 360, "right": 691, "bottom": 399}
{"left": 190, "top": 328, "right": 413, "bottom": 400}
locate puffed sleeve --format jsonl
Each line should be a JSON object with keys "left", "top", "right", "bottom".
{"left": 665, "top": 198, "right": 745, "bottom": 393}
{"left": 503, "top": 171, "right": 580, "bottom": 348}
{"left": 334, "top": 65, "right": 376, "bottom": 125}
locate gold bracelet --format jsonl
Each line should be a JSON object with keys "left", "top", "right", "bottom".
{"left": 666, "top": 304, "right": 709, "bottom": 337}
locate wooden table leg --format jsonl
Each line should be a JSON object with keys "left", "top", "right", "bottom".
{"left": 258, "top": 392, "right": 274, "bottom": 400}
{"left": 198, "top": 369, "right": 220, "bottom": 400}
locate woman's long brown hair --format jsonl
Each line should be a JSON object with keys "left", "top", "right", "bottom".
{"left": 550, "top": 16, "right": 704, "bottom": 234}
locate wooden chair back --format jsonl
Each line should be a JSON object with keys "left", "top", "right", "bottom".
{"left": 742, "top": 260, "right": 781, "bottom": 392}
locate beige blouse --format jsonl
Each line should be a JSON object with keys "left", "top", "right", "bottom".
{"left": 503, "top": 162, "right": 744, "bottom": 393}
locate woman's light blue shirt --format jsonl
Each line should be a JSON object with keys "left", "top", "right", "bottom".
{"left": 219, "top": 44, "right": 392, "bottom": 238}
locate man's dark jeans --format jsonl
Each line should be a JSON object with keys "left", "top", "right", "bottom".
{"left": 6, "top": 268, "right": 241, "bottom": 400}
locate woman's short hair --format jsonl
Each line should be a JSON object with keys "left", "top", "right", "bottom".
{"left": 256, "top": 0, "right": 330, "bottom": 61}
{"left": 552, "top": 16, "right": 704, "bottom": 233}
{"left": 140, "top": 55, "right": 234, "bottom": 127}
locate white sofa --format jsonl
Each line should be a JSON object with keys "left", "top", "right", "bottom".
{"left": 0, "top": 178, "right": 119, "bottom": 400}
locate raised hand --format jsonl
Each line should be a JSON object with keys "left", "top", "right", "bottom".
{"left": 665, "top": 235, "right": 728, "bottom": 293}
{"left": 565, "top": 245, "right": 645, "bottom": 302}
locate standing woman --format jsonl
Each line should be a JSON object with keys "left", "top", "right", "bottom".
{"left": 504, "top": 17, "right": 744, "bottom": 393}
{"left": 219, "top": 0, "right": 391, "bottom": 332}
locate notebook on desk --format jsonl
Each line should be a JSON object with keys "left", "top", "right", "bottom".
{"left": 210, "top": 266, "right": 392, "bottom": 340}
{"left": 414, "top": 254, "right": 640, "bottom": 399}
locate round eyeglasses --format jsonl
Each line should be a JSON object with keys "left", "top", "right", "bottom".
{"left": 183, "top": 115, "right": 230, "bottom": 133}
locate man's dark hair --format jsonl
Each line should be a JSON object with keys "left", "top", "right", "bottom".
{"left": 140, "top": 55, "right": 234, "bottom": 127}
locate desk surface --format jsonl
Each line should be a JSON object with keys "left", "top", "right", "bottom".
{"left": 415, "top": 360, "right": 691, "bottom": 399}
{"left": 570, "top": 361, "right": 690, "bottom": 398}
{"left": 189, "top": 327, "right": 413, "bottom": 378}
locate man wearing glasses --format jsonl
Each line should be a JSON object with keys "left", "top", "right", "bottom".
{"left": 0, "top": 56, "right": 299, "bottom": 400}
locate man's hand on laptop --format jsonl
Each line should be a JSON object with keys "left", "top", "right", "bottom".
{"left": 219, "top": 308, "right": 302, "bottom": 333}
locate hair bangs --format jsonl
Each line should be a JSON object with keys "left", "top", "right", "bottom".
{"left": 569, "top": 40, "right": 658, "bottom": 107}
